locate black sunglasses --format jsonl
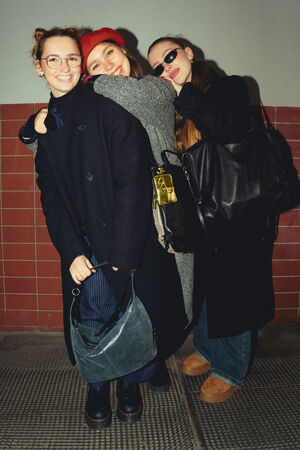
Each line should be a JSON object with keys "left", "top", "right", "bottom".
{"left": 153, "top": 48, "right": 181, "bottom": 77}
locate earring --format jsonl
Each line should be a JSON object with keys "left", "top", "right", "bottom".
{"left": 39, "top": 72, "right": 44, "bottom": 77}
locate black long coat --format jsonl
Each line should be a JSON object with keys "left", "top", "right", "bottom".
{"left": 36, "top": 83, "right": 188, "bottom": 363}
{"left": 174, "top": 71, "right": 275, "bottom": 338}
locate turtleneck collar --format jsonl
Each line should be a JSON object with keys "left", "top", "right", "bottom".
{"left": 49, "top": 80, "right": 83, "bottom": 123}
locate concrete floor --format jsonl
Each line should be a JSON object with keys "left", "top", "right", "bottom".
{"left": 0, "top": 323, "right": 299, "bottom": 449}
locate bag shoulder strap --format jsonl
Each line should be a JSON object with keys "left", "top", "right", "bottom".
{"left": 161, "top": 150, "right": 182, "bottom": 166}
{"left": 181, "top": 160, "right": 210, "bottom": 245}
{"left": 94, "top": 270, "right": 135, "bottom": 337}
{"left": 71, "top": 264, "right": 136, "bottom": 336}
{"left": 260, "top": 104, "right": 274, "bottom": 130}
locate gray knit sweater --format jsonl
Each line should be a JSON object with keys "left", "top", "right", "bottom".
{"left": 94, "top": 75, "right": 177, "bottom": 165}
{"left": 94, "top": 75, "right": 195, "bottom": 323}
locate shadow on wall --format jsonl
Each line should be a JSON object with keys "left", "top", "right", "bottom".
{"left": 82, "top": 27, "right": 265, "bottom": 122}
{"left": 116, "top": 29, "right": 229, "bottom": 77}
{"left": 116, "top": 28, "right": 152, "bottom": 74}
{"left": 115, "top": 30, "right": 267, "bottom": 127}
{"left": 176, "top": 35, "right": 265, "bottom": 108}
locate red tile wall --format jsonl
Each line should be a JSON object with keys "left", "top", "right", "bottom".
{"left": 0, "top": 104, "right": 299, "bottom": 331}
{"left": 0, "top": 103, "right": 62, "bottom": 332}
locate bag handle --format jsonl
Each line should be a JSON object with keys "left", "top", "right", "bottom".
{"left": 181, "top": 161, "right": 210, "bottom": 245}
{"left": 260, "top": 104, "right": 274, "bottom": 130}
{"left": 161, "top": 150, "right": 182, "bottom": 166}
{"left": 72, "top": 261, "right": 135, "bottom": 337}
{"left": 94, "top": 270, "right": 136, "bottom": 337}
{"left": 71, "top": 262, "right": 136, "bottom": 337}
{"left": 162, "top": 148, "right": 212, "bottom": 248}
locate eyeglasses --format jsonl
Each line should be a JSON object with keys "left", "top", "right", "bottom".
{"left": 153, "top": 48, "right": 181, "bottom": 77}
{"left": 41, "top": 54, "right": 82, "bottom": 69}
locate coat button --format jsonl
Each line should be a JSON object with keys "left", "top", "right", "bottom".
{"left": 78, "top": 123, "right": 87, "bottom": 131}
{"left": 99, "top": 220, "right": 107, "bottom": 228}
{"left": 86, "top": 172, "right": 94, "bottom": 181}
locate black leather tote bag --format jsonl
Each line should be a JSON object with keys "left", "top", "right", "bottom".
{"left": 182, "top": 124, "right": 300, "bottom": 223}
{"left": 152, "top": 152, "right": 199, "bottom": 253}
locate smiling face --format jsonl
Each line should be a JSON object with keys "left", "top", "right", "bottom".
{"left": 148, "top": 40, "right": 193, "bottom": 86}
{"left": 86, "top": 42, "right": 131, "bottom": 76}
{"left": 35, "top": 36, "right": 82, "bottom": 97}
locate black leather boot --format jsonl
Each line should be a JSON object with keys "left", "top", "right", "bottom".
{"left": 116, "top": 380, "right": 143, "bottom": 423}
{"left": 85, "top": 383, "right": 112, "bottom": 429}
{"left": 148, "top": 361, "right": 171, "bottom": 392}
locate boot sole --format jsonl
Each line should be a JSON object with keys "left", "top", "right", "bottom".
{"left": 85, "top": 409, "right": 112, "bottom": 429}
{"left": 199, "top": 385, "right": 240, "bottom": 403}
{"left": 181, "top": 363, "right": 211, "bottom": 376}
{"left": 117, "top": 405, "right": 143, "bottom": 424}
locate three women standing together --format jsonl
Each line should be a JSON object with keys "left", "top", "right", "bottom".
{"left": 19, "top": 26, "right": 275, "bottom": 427}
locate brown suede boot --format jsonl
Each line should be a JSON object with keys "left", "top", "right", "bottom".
{"left": 200, "top": 376, "right": 241, "bottom": 403}
{"left": 181, "top": 353, "right": 211, "bottom": 376}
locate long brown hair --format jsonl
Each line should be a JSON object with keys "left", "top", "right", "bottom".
{"left": 175, "top": 60, "right": 210, "bottom": 153}
{"left": 127, "top": 52, "right": 143, "bottom": 79}
{"left": 32, "top": 27, "right": 81, "bottom": 61}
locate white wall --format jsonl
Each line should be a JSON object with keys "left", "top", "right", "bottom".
{"left": 1, "top": 0, "right": 299, "bottom": 105}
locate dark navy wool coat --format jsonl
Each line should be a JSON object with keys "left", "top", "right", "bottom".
{"left": 174, "top": 72, "right": 275, "bottom": 338}
{"left": 35, "top": 82, "right": 188, "bottom": 363}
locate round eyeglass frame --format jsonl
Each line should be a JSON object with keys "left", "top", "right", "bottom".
{"left": 41, "top": 54, "right": 82, "bottom": 69}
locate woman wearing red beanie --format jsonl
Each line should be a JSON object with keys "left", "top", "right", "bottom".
{"left": 79, "top": 26, "right": 195, "bottom": 394}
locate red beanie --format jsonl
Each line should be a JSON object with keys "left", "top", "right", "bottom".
{"left": 80, "top": 27, "right": 125, "bottom": 74}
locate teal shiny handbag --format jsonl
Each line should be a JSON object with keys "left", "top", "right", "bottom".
{"left": 70, "top": 270, "right": 157, "bottom": 383}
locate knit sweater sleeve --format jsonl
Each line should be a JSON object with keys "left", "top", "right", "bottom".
{"left": 93, "top": 75, "right": 175, "bottom": 126}
{"left": 18, "top": 113, "right": 39, "bottom": 155}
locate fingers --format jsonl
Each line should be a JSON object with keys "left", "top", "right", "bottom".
{"left": 112, "top": 266, "right": 119, "bottom": 271}
{"left": 71, "top": 273, "right": 82, "bottom": 285}
{"left": 34, "top": 108, "right": 48, "bottom": 134}
{"left": 85, "top": 258, "right": 96, "bottom": 273}
{"left": 69, "top": 255, "right": 95, "bottom": 285}
{"left": 70, "top": 268, "right": 90, "bottom": 285}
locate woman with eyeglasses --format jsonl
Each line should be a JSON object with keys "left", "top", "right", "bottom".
{"left": 148, "top": 37, "right": 276, "bottom": 403}
{"left": 19, "top": 27, "right": 193, "bottom": 428}
{"left": 20, "top": 27, "right": 196, "bottom": 396}
{"left": 22, "top": 26, "right": 163, "bottom": 429}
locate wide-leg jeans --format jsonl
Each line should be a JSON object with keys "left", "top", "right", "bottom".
{"left": 193, "top": 300, "right": 252, "bottom": 386}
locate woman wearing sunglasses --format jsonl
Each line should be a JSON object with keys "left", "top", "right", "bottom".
{"left": 148, "top": 37, "right": 276, "bottom": 403}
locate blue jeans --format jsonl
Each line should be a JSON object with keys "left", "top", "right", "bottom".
{"left": 193, "top": 300, "right": 251, "bottom": 386}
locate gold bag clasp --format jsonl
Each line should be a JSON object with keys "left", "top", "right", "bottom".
{"left": 153, "top": 166, "right": 177, "bottom": 205}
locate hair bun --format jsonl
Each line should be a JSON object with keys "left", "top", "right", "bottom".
{"left": 31, "top": 26, "right": 81, "bottom": 60}
{"left": 34, "top": 28, "right": 46, "bottom": 43}
{"left": 66, "top": 27, "right": 78, "bottom": 35}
